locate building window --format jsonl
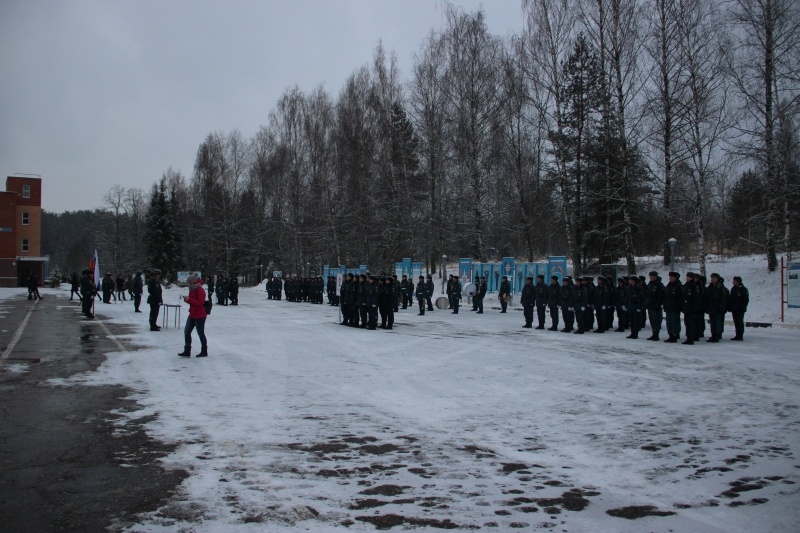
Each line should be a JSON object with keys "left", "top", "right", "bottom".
{"left": 22, "top": 212, "right": 30, "bottom": 225}
{"left": 21, "top": 239, "right": 29, "bottom": 252}
{"left": 22, "top": 184, "right": 30, "bottom": 198}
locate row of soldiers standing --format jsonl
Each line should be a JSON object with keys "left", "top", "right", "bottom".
{"left": 516, "top": 271, "right": 750, "bottom": 343}
{"left": 207, "top": 275, "right": 239, "bottom": 306}
{"left": 335, "top": 273, "right": 437, "bottom": 329}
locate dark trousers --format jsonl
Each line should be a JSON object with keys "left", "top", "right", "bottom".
{"left": 81, "top": 296, "right": 93, "bottom": 316}
{"left": 684, "top": 312, "right": 696, "bottom": 340}
{"left": 523, "top": 305, "right": 533, "bottom": 326}
{"left": 340, "top": 303, "right": 349, "bottom": 324}
{"left": 500, "top": 297, "right": 508, "bottom": 312}
{"left": 561, "top": 307, "right": 574, "bottom": 330}
{"left": 732, "top": 311, "right": 745, "bottom": 338}
{"left": 549, "top": 306, "right": 559, "bottom": 328}
{"left": 359, "top": 306, "right": 368, "bottom": 327}
{"left": 616, "top": 306, "right": 628, "bottom": 329}
{"left": 595, "top": 307, "right": 606, "bottom": 331}
{"left": 666, "top": 311, "right": 681, "bottom": 338}
{"left": 605, "top": 307, "right": 614, "bottom": 330}
{"left": 648, "top": 308, "right": 663, "bottom": 333}
{"left": 426, "top": 296, "right": 433, "bottom": 311}
{"left": 134, "top": 294, "right": 142, "bottom": 311}
{"left": 417, "top": 297, "right": 426, "bottom": 315}
{"left": 475, "top": 296, "right": 483, "bottom": 313}
{"left": 149, "top": 303, "right": 160, "bottom": 327}
{"left": 368, "top": 306, "right": 378, "bottom": 328}
{"left": 452, "top": 298, "right": 460, "bottom": 313}
{"left": 536, "top": 305, "right": 546, "bottom": 327}
{"left": 709, "top": 312, "right": 724, "bottom": 339}
{"left": 184, "top": 316, "right": 207, "bottom": 348}
{"left": 70, "top": 289, "right": 81, "bottom": 300}
{"left": 628, "top": 310, "right": 641, "bottom": 335}
{"left": 584, "top": 307, "right": 594, "bottom": 330}
{"left": 696, "top": 314, "right": 705, "bottom": 338}
{"left": 575, "top": 307, "right": 585, "bottom": 332}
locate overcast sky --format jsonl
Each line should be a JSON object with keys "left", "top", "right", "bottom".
{"left": 0, "top": 0, "right": 524, "bottom": 213}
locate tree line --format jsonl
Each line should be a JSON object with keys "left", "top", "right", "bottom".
{"left": 43, "top": 0, "right": 799, "bottom": 281}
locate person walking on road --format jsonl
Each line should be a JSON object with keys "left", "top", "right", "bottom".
{"left": 178, "top": 274, "right": 208, "bottom": 357}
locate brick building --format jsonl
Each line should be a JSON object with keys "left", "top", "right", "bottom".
{"left": 0, "top": 176, "right": 48, "bottom": 287}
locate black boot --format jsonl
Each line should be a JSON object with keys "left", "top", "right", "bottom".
{"left": 178, "top": 346, "right": 191, "bottom": 357}
{"left": 647, "top": 333, "right": 659, "bottom": 341}
{"left": 626, "top": 333, "right": 638, "bottom": 339}
{"left": 195, "top": 346, "right": 208, "bottom": 357}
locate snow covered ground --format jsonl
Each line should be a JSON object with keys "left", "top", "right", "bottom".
{"left": 31, "top": 255, "right": 800, "bottom": 531}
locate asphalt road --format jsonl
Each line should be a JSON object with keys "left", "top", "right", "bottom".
{"left": 0, "top": 293, "right": 186, "bottom": 532}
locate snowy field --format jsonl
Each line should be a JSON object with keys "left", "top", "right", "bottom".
{"left": 32, "top": 256, "right": 800, "bottom": 531}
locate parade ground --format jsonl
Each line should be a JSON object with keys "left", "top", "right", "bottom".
{"left": 1, "top": 270, "right": 799, "bottom": 532}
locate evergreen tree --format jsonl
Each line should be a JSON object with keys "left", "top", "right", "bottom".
{"left": 144, "top": 176, "right": 182, "bottom": 280}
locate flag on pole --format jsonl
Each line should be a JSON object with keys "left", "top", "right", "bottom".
{"left": 90, "top": 249, "right": 100, "bottom": 287}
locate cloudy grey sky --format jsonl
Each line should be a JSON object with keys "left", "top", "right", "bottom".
{"left": 0, "top": 0, "right": 524, "bottom": 213}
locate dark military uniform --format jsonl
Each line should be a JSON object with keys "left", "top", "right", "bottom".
{"left": 339, "top": 275, "right": 352, "bottom": 325}
{"left": 593, "top": 278, "right": 610, "bottom": 333}
{"left": 475, "top": 278, "right": 487, "bottom": 313}
{"left": 729, "top": 278, "right": 748, "bottom": 341}
{"left": 625, "top": 278, "right": 645, "bottom": 339}
{"left": 366, "top": 277, "right": 379, "bottom": 329}
{"left": 547, "top": 278, "right": 560, "bottom": 330}
{"left": 416, "top": 276, "right": 427, "bottom": 315}
{"left": 424, "top": 276, "right": 435, "bottom": 311}
{"left": 533, "top": 277, "right": 548, "bottom": 329}
{"left": 645, "top": 272, "right": 665, "bottom": 340}
{"left": 572, "top": 279, "right": 588, "bottom": 334}
{"left": 559, "top": 277, "right": 575, "bottom": 332}
{"left": 400, "top": 276, "right": 411, "bottom": 309}
{"left": 663, "top": 273, "right": 682, "bottom": 342}
{"left": 681, "top": 274, "right": 702, "bottom": 344}
{"left": 357, "top": 275, "right": 368, "bottom": 328}
{"left": 520, "top": 278, "right": 534, "bottom": 328}
{"left": 132, "top": 272, "right": 144, "bottom": 312}
{"left": 379, "top": 278, "right": 395, "bottom": 329}
{"left": 229, "top": 275, "right": 239, "bottom": 305}
{"left": 499, "top": 277, "right": 511, "bottom": 313}
{"left": 705, "top": 274, "right": 727, "bottom": 342}
{"left": 613, "top": 278, "right": 628, "bottom": 331}
{"left": 450, "top": 277, "right": 462, "bottom": 314}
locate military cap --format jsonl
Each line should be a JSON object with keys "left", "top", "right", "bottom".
{"left": 526, "top": 276, "right": 534, "bottom": 281}
{"left": 583, "top": 276, "right": 593, "bottom": 282}
{"left": 648, "top": 270, "right": 658, "bottom": 277}
{"left": 617, "top": 276, "right": 625, "bottom": 282}
{"left": 733, "top": 276, "right": 742, "bottom": 283}
{"left": 537, "top": 274, "right": 544, "bottom": 279}
{"left": 710, "top": 272, "right": 721, "bottom": 279}
{"left": 564, "top": 276, "right": 572, "bottom": 282}
{"left": 551, "top": 275, "right": 559, "bottom": 280}
{"left": 669, "top": 271, "right": 680, "bottom": 278}
{"left": 151, "top": 269, "right": 161, "bottom": 275}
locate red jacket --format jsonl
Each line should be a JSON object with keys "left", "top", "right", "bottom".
{"left": 186, "top": 285, "right": 207, "bottom": 319}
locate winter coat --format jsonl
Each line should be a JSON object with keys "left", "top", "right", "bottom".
{"left": 559, "top": 283, "right": 574, "bottom": 308}
{"left": 147, "top": 277, "right": 163, "bottom": 305}
{"left": 663, "top": 281, "right": 682, "bottom": 313}
{"left": 548, "top": 283, "right": 561, "bottom": 309}
{"left": 132, "top": 274, "right": 144, "bottom": 296}
{"left": 520, "top": 283, "right": 534, "bottom": 306}
{"left": 593, "top": 283, "right": 611, "bottom": 309}
{"left": 646, "top": 280, "right": 665, "bottom": 310}
{"left": 729, "top": 284, "right": 749, "bottom": 313}
{"left": 534, "top": 282, "right": 548, "bottom": 306}
{"left": 705, "top": 283, "right": 728, "bottom": 315}
{"left": 186, "top": 284, "right": 207, "bottom": 320}
{"left": 681, "top": 281, "right": 702, "bottom": 314}
{"left": 425, "top": 279, "right": 435, "bottom": 298}
{"left": 365, "top": 283, "right": 379, "bottom": 307}
{"left": 499, "top": 279, "right": 511, "bottom": 298}
{"left": 625, "top": 284, "right": 645, "bottom": 312}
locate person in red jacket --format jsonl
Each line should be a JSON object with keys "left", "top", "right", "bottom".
{"left": 178, "top": 274, "right": 208, "bottom": 358}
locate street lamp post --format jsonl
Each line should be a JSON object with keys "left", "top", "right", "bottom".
{"left": 441, "top": 255, "right": 447, "bottom": 294}
{"left": 668, "top": 238, "right": 677, "bottom": 273}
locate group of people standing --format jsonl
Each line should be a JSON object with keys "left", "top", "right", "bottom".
{"left": 516, "top": 271, "right": 750, "bottom": 343}
{"left": 207, "top": 275, "right": 239, "bottom": 306}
